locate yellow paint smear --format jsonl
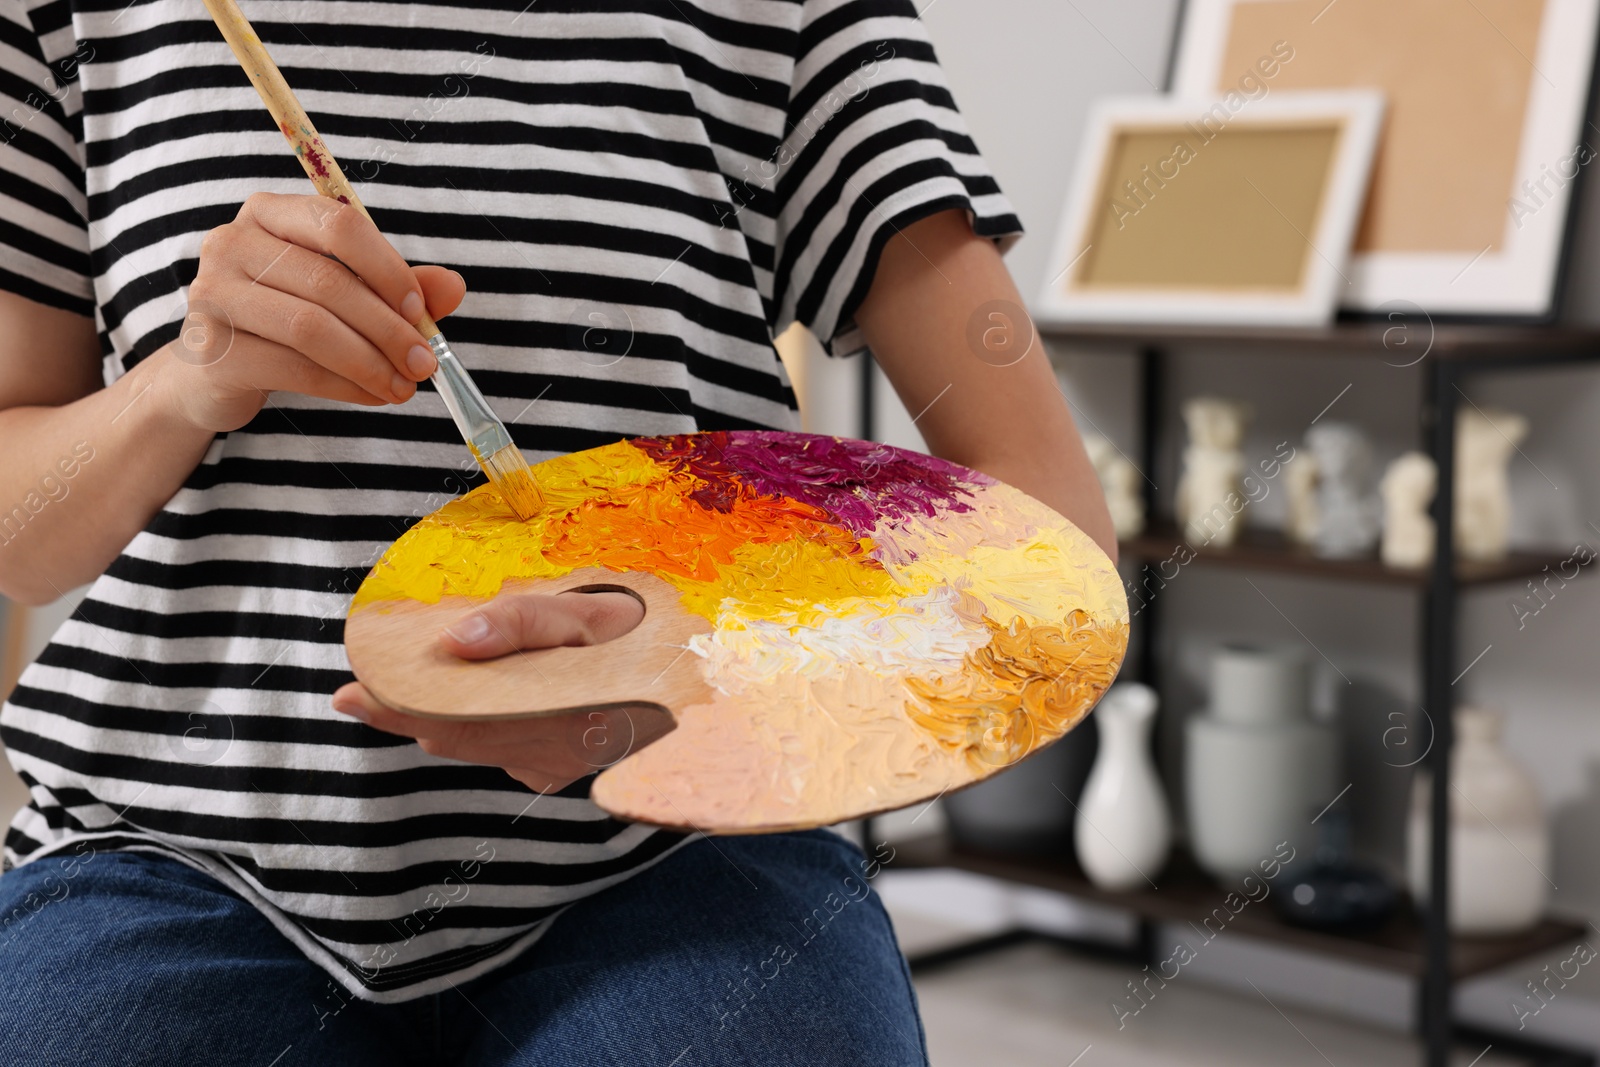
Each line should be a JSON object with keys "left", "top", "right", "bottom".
{"left": 354, "top": 440, "right": 889, "bottom": 621}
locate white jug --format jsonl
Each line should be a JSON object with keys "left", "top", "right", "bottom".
{"left": 1076, "top": 682, "right": 1171, "bottom": 890}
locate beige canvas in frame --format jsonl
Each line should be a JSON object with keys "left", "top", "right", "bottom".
{"left": 1174, "top": 0, "right": 1600, "bottom": 316}
{"left": 1078, "top": 123, "right": 1342, "bottom": 290}
{"left": 1037, "top": 91, "right": 1384, "bottom": 326}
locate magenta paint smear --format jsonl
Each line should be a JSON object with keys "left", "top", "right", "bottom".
{"left": 634, "top": 430, "right": 987, "bottom": 538}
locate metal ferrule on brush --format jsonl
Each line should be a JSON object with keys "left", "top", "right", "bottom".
{"left": 426, "top": 333, "right": 513, "bottom": 462}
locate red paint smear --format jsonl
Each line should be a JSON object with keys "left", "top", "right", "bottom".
{"left": 336, "top": 194, "right": 350, "bottom": 205}
{"left": 300, "top": 141, "right": 332, "bottom": 179}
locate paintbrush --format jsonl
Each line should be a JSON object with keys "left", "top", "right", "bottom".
{"left": 199, "top": 0, "right": 544, "bottom": 521}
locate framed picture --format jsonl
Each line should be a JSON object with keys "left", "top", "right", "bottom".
{"left": 1037, "top": 91, "right": 1384, "bottom": 326}
{"left": 1172, "top": 0, "right": 1600, "bottom": 318}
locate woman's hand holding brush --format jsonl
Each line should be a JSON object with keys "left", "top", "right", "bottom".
{"left": 161, "top": 191, "right": 466, "bottom": 433}
{"left": 0, "top": 190, "right": 465, "bottom": 602}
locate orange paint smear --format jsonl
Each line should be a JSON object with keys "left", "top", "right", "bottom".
{"left": 354, "top": 441, "right": 885, "bottom": 620}
{"left": 906, "top": 611, "right": 1128, "bottom": 774}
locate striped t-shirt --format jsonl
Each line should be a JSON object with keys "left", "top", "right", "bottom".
{"left": 0, "top": 0, "right": 1019, "bottom": 1000}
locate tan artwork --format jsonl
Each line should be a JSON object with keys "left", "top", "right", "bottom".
{"left": 1218, "top": 0, "right": 1545, "bottom": 254}
{"left": 1079, "top": 122, "right": 1341, "bottom": 290}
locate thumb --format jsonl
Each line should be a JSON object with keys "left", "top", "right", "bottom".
{"left": 440, "top": 590, "right": 643, "bottom": 660}
{"left": 413, "top": 265, "right": 466, "bottom": 321}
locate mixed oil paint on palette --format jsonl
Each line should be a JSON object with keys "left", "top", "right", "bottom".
{"left": 345, "top": 430, "right": 1128, "bottom": 833}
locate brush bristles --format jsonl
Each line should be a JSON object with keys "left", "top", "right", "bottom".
{"left": 480, "top": 443, "right": 544, "bottom": 521}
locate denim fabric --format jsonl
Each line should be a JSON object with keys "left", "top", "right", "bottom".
{"left": 0, "top": 830, "right": 927, "bottom": 1066}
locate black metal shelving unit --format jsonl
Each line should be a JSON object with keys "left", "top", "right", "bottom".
{"left": 871, "top": 322, "right": 1600, "bottom": 1067}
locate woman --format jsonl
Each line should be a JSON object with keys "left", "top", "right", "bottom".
{"left": 0, "top": 0, "right": 1112, "bottom": 1062}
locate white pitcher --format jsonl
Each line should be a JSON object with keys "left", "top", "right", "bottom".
{"left": 1076, "top": 682, "right": 1171, "bottom": 890}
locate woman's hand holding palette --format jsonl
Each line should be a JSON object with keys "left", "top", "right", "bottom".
{"left": 344, "top": 431, "right": 1128, "bottom": 833}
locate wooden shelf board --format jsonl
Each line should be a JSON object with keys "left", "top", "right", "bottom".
{"left": 1121, "top": 522, "right": 1572, "bottom": 588}
{"left": 885, "top": 835, "right": 1586, "bottom": 981}
{"left": 1036, "top": 321, "right": 1600, "bottom": 363}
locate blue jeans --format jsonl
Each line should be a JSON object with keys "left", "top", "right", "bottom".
{"left": 0, "top": 830, "right": 927, "bottom": 1066}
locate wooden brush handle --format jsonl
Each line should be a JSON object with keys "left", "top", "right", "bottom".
{"left": 199, "top": 0, "right": 442, "bottom": 338}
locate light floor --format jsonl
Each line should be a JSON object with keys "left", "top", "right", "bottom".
{"left": 898, "top": 917, "right": 1530, "bottom": 1067}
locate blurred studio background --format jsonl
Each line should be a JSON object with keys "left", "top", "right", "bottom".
{"left": 8, "top": 2, "right": 1600, "bottom": 1066}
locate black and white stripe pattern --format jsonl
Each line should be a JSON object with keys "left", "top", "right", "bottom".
{"left": 0, "top": 0, "right": 1019, "bottom": 1000}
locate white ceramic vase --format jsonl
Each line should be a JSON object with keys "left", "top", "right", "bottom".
{"left": 1075, "top": 682, "right": 1171, "bottom": 891}
{"left": 1407, "top": 706, "right": 1548, "bottom": 935}
{"left": 1186, "top": 646, "right": 1337, "bottom": 879}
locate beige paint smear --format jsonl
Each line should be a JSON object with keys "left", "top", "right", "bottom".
{"left": 592, "top": 668, "right": 972, "bottom": 833}
{"left": 595, "top": 608, "right": 1126, "bottom": 833}
{"left": 1221, "top": 0, "right": 1544, "bottom": 253}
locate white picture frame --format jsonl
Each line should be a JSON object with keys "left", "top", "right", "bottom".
{"left": 1036, "top": 90, "right": 1385, "bottom": 327}
{"left": 1172, "top": 0, "right": 1600, "bottom": 318}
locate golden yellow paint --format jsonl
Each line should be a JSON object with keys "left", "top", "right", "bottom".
{"left": 907, "top": 611, "right": 1128, "bottom": 775}
{"left": 468, "top": 442, "right": 546, "bottom": 521}
{"left": 674, "top": 535, "right": 898, "bottom": 623}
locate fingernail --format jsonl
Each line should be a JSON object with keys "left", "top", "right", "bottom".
{"left": 450, "top": 270, "right": 465, "bottom": 286}
{"left": 406, "top": 344, "right": 436, "bottom": 378}
{"left": 446, "top": 614, "right": 491, "bottom": 644}
{"left": 333, "top": 696, "right": 371, "bottom": 723}
{"left": 401, "top": 290, "right": 425, "bottom": 322}
{"left": 390, "top": 373, "right": 412, "bottom": 402}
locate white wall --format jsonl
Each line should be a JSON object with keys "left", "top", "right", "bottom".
{"left": 922, "top": 0, "right": 1182, "bottom": 298}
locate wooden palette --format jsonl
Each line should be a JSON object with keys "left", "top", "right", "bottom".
{"left": 345, "top": 431, "right": 1128, "bottom": 833}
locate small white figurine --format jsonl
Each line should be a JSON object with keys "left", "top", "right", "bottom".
{"left": 1284, "top": 451, "right": 1320, "bottom": 546}
{"left": 1304, "top": 422, "right": 1380, "bottom": 558}
{"left": 1083, "top": 434, "right": 1145, "bottom": 540}
{"left": 1380, "top": 452, "right": 1437, "bottom": 568}
{"left": 1175, "top": 397, "right": 1250, "bottom": 547}
{"left": 1456, "top": 407, "right": 1528, "bottom": 562}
